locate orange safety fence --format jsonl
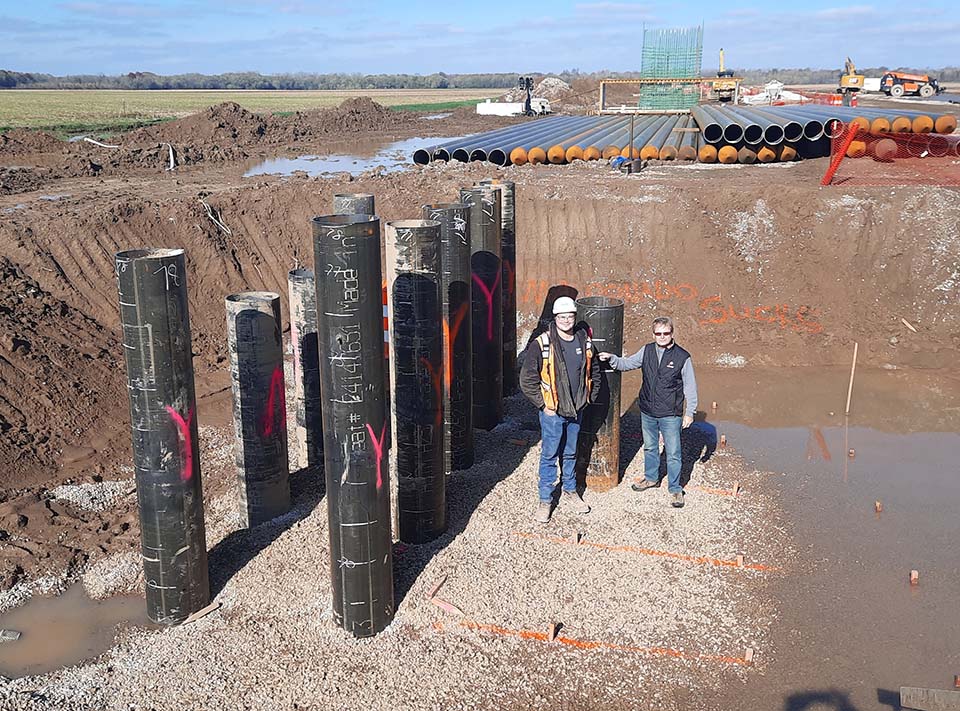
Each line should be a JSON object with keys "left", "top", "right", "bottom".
{"left": 511, "top": 531, "right": 778, "bottom": 572}
{"left": 823, "top": 122, "right": 960, "bottom": 186}
{"left": 433, "top": 619, "right": 753, "bottom": 666}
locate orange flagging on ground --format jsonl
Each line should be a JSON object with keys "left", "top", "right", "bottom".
{"left": 511, "top": 532, "right": 778, "bottom": 572}
{"left": 433, "top": 619, "right": 752, "bottom": 666}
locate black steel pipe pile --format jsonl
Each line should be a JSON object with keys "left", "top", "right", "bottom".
{"left": 115, "top": 248, "right": 209, "bottom": 625}
{"left": 459, "top": 186, "right": 503, "bottom": 430}
{"left": 422, "top": 202, "right": 474, "bottom": 472}
{"left": 225, "top": 291, "right": 291, "bottom": 528}
{"left": 575, "top": 297, "right": 624, "bottom": 492}
{"left": 288, "top": 268, "right": 323, "bottom": 469}
{"left": 385, "top": 220, "right": 445, "bottom": 543}
{"left": 311, "top": 214, "right": 394, "bottom": 637}
{"left": 477, "top": 179, "right": 517, "bottom": 396}
{"left": 333, "top": 193, "right": 376, "bottom": 216}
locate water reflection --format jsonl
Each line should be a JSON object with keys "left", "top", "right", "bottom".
{"left": 244, "top": 136, "right": 454, "bottom": 178}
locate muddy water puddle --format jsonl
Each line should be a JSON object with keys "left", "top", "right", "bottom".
{"left": 243, "top": 135, "right": 453, "bottom": 178}
{"left": 684, "top": 367, "right": 960, "bottom": 710}
{"left": 0, "top": 585, "right": 149, "bottom": 679}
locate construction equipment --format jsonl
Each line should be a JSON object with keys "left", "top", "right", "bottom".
{"left": 880, "top": 71, "right": 943, "bottom": 99}
{"left": 712, "top": 48, "right": 738, "bottom": 102}
{"left": 516, "top": 76, "right": 550, "bottom": 115}
{"left": 838, "top": 57, "right": 865, "bottom": 105}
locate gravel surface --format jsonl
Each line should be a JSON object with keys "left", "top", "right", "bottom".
{"left": 0, "top": 378, "right": 790, "bottom": 710}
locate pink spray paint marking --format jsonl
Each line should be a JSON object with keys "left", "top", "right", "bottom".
{"left": 365, "top": 422, "right": 387, "bottom": 491}
{"left": 471, "top": 270, "right": 502, "bottom": 342}
{"left": 165, "top": 405, "right": 195, "bottom": 482}
{"left": 260, "top": 366, "right": 286, "bottom": 437}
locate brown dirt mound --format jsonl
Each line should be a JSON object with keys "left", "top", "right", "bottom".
{"left": 0, "top": 167, "right": 49, "bottom": 195}
{"left": 0, "top": 256, "right": 124, "bottom": 486}
{"left": 0, "top": 129, "right": 64, "bottom": 156}
{"left": 270, "top": 96, "right": 414, "bottom": 142}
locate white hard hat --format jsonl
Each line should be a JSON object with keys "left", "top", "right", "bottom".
{"left": 552, "top": 296, "right": 577, "bottom": 315}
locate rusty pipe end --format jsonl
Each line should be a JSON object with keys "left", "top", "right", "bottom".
{"left": 509, "top": 147, "right": 528, "bottom": 165}
{"left": 659, "top": 145, "right": 678, "bottom": 161}
{"left": 871, "top": 138, "right": 897, "bottom": 162}
{"left": 891, "top": 116, "right": 913, "bottom": 133}
{"left": 911, "top": 115, "right": 934, "bottom": 133}
{"left": 737, "top": 147, "right": 757, "bottom": 164}
{"left": 547, "top": 145, "right": 567, "bottom": 164}
{"left": 583, "top": 146, "right": 602, "bottom": 161}
{"left": 851, "top": 117, "right": 871, "bottom": 132}
{"left": 677, "top": 145, "right": 697, "bottom": 161}
{"left": 935, "top": 115, "right": 958, "bottom": 134}
{"left": 846, "top": 140, "right": 867, "bottom": 158}
{"left": 601, "top": 145, "right": 621, "bottom": 160}
{"left": 620, "top": 146, "right": 640, "bottom": 159}
{"left": 777, "top": 145, "right": 798, "bottom": 162}
{"left": 698, "top": 145, "right": 718, "bottom": 163}
{"left": 718, "top": 145, "right": 739, "bottom": 164}
{"left": 566, "top": 146, "right": 584, "bottom": 162}
{"left": 756, "top": 146, "right": 777, "bottom": 163}
{"left": 527, "top": 147, "right": 547, "bottom": 164}
{"left": 640, "top": 145, "right": 659, "bottom": 161}
{"left": 869, "top": 117, "right": 891, "bottom": 134}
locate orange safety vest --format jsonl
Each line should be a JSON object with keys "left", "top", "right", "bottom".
{"left": 537, "top": 331, "right": 593, "bottom": 412}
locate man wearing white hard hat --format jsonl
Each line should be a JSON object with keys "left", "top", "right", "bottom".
{"left": 520, "top": 295, "right": 601, "bottom": 523}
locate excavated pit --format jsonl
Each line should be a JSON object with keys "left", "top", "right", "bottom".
{"left": 1, "top": 105, "right": 959, "bottom": 709}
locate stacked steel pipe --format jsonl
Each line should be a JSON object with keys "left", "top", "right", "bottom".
{"left": 413, "top": 105, "right": 955, "bottom": 166}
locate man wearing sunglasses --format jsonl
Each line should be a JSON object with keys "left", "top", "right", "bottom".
{"left": 598, "top": 316, "right": 698, "bottom": 508}
{"left": 520, "top": 296, "right": 602, "bottom": 523}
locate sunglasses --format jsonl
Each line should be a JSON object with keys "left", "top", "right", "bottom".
{"left": 654, "top": 331, "right": 672, "bottom": 336}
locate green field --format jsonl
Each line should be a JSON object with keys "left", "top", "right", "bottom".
{"left": 0, "top": 89, "right": 495, "bottom": 135}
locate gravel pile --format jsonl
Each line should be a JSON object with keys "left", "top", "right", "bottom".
{"left": 49, "top": 481, "right": 131, "bottom": 512}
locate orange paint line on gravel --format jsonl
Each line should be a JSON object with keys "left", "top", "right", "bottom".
{"left": 511, "top": 532, "right": 778, "bottom": 572}
{"left": 686, "top": 484, "right": 739, "bottom": 497}
{"left": 433, "top": 619, "right": 751, "bottom": 667}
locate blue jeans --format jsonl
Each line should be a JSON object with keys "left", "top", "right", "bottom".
{"left": 641, "top": 412, "right": 682, "bottom": 494}
{"left": 538, "top": 410, "right": 581, "bottom": 502}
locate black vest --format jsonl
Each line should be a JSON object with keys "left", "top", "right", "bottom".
{"left": 638, "top": 342, "right": 690, "bottom": 418}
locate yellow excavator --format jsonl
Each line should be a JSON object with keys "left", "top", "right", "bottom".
{"left": 838, "top": 57, "right": 865, "bottom": 105}
{"left": 712, "top": 49, "right": 738, "bottom": 102}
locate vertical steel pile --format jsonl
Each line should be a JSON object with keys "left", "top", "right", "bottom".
{"left": 311, "top": 214, "right": 393, "bottom": 637}
{"left": 576, "top": 296, "right": 624, "bottom": 492}
{"left": 459, "top": 185, "right": 503, "bottom": 430}
{"left": 385, "top": 220, "right": 445, "bottom": 543}
{"left": 333, "top": 193, "right": 376, "bottom": 216}
{"left": 422, "top": 202, "right": 474, "bottom": 471}
{"left": 477, "top": 179, "right": 517, "bottom": 396}
{"left": 225, "top": 291, "right": 291, "bottom": 527}
{"left": 115, "top": 248, "right": 209, "bottom": 625}
{"left": 288, "top": 268, "right": 323, "bottom": 469}
{"left": 332, "top": 194, "right": 389, "bottom": 451}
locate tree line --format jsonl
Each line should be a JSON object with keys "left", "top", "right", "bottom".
{"left": 2, "top": 67, "right": 958, "bottom": 90}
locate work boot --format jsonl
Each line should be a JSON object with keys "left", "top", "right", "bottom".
{"left": 671, "top": 491, "right": 685, "bottom": 508}
{"left": 536, "top": 501, "right": 552, "bottom": 523}
{"left": 631, "top": 478, "right": 659, "bottom": 492}
{"left": 562, "top": 490, "right": 591, "bottom": 514}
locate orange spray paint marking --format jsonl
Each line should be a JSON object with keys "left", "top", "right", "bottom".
{"left": 260, "top": 366, "right": 286, "bottom": 437}
{"left": 165, "top": 405, "right": 195, "bottom": 482}
{"left": 366, "top": 422, "right": 387, "bottom": 490}
{"left": 442, "top": 301, "right": 470, "bottom": 391}
{"left": 472, "top": 270, "right": 502, "bottom": 342}
{"left": 433, "top": 619, "right": 751, "bottom": 666}
{"left": 419, "top": 356, "right": 443, "bottom": 432}
{"left": 511, "top": 531, "right": 777, "bottom": 572}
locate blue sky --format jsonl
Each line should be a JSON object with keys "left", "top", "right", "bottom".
{"left": 1, "top": 0, "right": 956, "bottom": 75}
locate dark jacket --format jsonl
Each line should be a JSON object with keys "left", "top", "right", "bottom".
{"left": 638, "top": 341, "right": 691, "bottom": 417}
{"left": 520, "top": 322, "right": 601, "bottom": 418}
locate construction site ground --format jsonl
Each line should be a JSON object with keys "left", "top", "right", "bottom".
{"left": 1, "top": 99, "right": 959, "bottom": 710}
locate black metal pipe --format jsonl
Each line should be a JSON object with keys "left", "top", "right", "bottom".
{"left": 459, "top": 186, "right": 503, "bottom": 430}
{"left": 419, "top": 117, "right": 563, "bottom": 162}
{"left": 477, "top": 179, "right": 517, "bottom": 396}
{"left": 225, "top": 291, "right": 291, "bottom": 527}
{"left": 468, "top": 117, "right": 587, "bottom": 162}
{"left": 701, "top": 104, "right": 745, "bottom": 144}
{"left": 334, "top": 193, "right": 375, "bottom": 216}
{"left": 385, "top": 220, "right": 445, "bottom": 543}
{"left": 115, "top": 247, "right": 209, "bottom": 625}
{"left": 288, "top": 268, "right": 323, "bottom": 469}
{"left": 575, "top": 296, "right": 624, "bottom": 492}
{"left": 311, "top": 214, "right": 394, "bottom": 637}
{"left": 691, "top": 106, "right": 723, "bottom": 144}
{"left": 422, "top": 203, "right": 474, "bottom": 472}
